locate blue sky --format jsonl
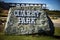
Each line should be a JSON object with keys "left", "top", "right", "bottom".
{"left": 0, "top": 0, "right": 60, "bottom": 10}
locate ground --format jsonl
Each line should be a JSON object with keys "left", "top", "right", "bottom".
{"left": 51, "top": 18, "right": 60, "bottom": 27}
{"left": 0, "top": 17, "right": 60, "bottom": 40}
{"left": 0, "top": 27, "right": 60, "bottom": 40}
{"left": 0, "top": 10, "right": 60, "bottom": 40}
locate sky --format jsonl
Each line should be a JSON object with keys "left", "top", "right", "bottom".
{"left": 0, "top": 0, "right": 60, "bottom": 10}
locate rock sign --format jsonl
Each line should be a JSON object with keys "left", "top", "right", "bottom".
{"left": 4, "top": 6, "right": 54, "bottom": 35}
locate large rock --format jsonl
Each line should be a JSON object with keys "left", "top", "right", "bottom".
{"left": 4, "top": 7, "right": 54, "bottom": 35}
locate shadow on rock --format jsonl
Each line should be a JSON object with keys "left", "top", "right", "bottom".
{"left": 52, "top": 35, "right": 60, "bottom": 39}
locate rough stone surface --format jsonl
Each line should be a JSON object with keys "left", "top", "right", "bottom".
{"left": 4, "top": 7, "right": 54, "bottom": 35}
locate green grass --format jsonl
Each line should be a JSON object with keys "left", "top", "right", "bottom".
{"left": 0, "top": 35, "right": 58, "bottom": 40}
{"left": 0, "top": 34, "right": 59, "bottom": 40}
{"left": 54, "top": 27, "right": 60, "bottom": 36}
{"left": 0, "top": 27, "right": 60, "bottom": 40}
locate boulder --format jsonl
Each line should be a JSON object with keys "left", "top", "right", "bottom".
{"left": 4, "top": 7, "right": 54, "bottom": 35}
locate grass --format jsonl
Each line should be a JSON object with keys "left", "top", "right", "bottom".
{"left": 0, "top": 35, "right": 58, "bottom": 40}
{"left": 0, "top": 27, "right": 60, "bottom": 40}
{"left": 54, "top": 27, "right": 60, "bottom": 36}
